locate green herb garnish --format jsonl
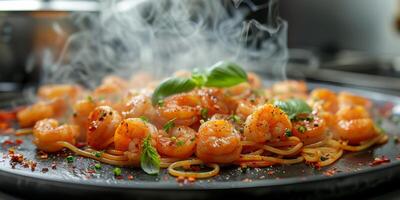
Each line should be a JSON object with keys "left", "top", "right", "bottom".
{"left": 113, "top": 167, "right": 122, "bottom": 176}
{"left": 140, "top": 135, "right": 160, "bottom": 175}
{"left": 274, "top": 99, "right": 312, "bottom": 120}
{"left": 200, "top": 108, "right": 209, "bottom": 120}
{"left": 86, "top": 95, "right": 94, "bottom": 102}
{"left": 66, "top": 156, "right": 74, "bottom": 163}
{"left": 163, "top": 118, "right": 176, "bottom": 132}
{"left": 204, "top": 61, "right": 248, "bottom": 88}
{"left": 139, "top": 116, "right": 149, "bottom": 123}
{"left": 176, "top": 140, "right": 185, "bottom": 147}
{"left": 229, "top": 114, "right": 241, "bottom": 123}
{"left": 285, "top": 129, "right": 292, "bottom": 137}
{"left": 151, "top": 61, "right": 247, "bottom": 105}
{"left": 94, "top": 163, "right": 102, "bottom": 169}
{"left": 94, "top": 151, "right": 102, "bottom": 158}
{"left": 297, "top": 126, "right": 307, "bottom": 133}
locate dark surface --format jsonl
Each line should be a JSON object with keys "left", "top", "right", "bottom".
{"left": 0, "top": 84, "right": 400, "bottom": 199}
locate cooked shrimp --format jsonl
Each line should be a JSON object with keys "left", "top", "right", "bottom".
{"left": 292, "top": 115, "right": 327, "bottom": 145}
{"left": 338, "top": 92, "right": 372, "bottom": 109}
{"left": 38, "top": 84, "right": 81, "bottom": 100}
{"left": 87, "top": 106, "right": 122, "bottom": 150}
{"left": 17, "top": 102, "right": 55, "bottom": 128}
{"left": 309, "top": 88, "right": 338, "bottom": 113}
{"left": 121, "top": 94, "right": 154, "bottom": 119}
{"left": 244, "top": 104, "right": 292, "bottom": 143}
{"left": 102, "top": 75, "right": 129, "bottom": 90}
{"left": 33, "top": 118, "right": 78, "bottom": 152}
{"left": 156, "top": 126, "right": 196, "bottom": 158}
{"left": 159, "top": 93, "right": 201, "bottom": 126}
{"left": 197, "top": 88, "right": 230, "bottom": 116}
{"left": 335, "top": 118, "right": 379, "bottom": 144}
{"left": 247, "top": 72, "right": 262, "bottom": 88}
{"left": 336, "top": 105, "right": 370, "bottom": 121}
{"left": 196, "top": 120, "right": 242, "bottom": 163}
{"left": 114, "top": 118, "right": 158, "bottom": 164}
{"left": 71, "top": 99, "right": 97, "bottom": 142}
{"left": 272, "top": 80, "right": 307, "bottom": 95}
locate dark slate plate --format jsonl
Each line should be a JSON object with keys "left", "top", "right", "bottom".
{"left": 0, "top": 83, "right": 400, "bottom": 200}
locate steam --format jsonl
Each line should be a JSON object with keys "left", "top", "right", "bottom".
{"left": 43, "top": 0, "right": 287, "bottom": 88}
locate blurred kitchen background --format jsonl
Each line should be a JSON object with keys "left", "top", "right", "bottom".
{"left": 0, "top": 0, "right": 400, "bottom": 95}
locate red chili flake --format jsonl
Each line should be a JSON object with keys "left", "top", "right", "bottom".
{"left": 369, "top": 156, "right": 391, "bottom": 166}
{"left": 41, "top": 168, "right": 49, "bottom": 173}
{"left": 37, "top": 151, "right": 48, "bottom": 159}
{"left": 75, "top": 142, "right": 87, "bottom": 148}
{"left": 87, "top": 169, "right": 96, "bottom": 174}
{"left": 176, "top": 176, "right": 185, "bottom": 183}
{"left": 242, "top": 178, "right": 253, "bottom": 182}
{"left": 15, "top": 139, "right": 23, "bottom": 145}
{"left": 323, "top": 168, "right": 338, "bottom": 177}
{"left": 267, "top": 170, "right": 275, "bottom": 175}
{"left": 187, "top": 177, "right": 196, "bottom": 182}
{"left": 115, "top": 175, "right": 123, "bottom": 180}
{"left": 31, "top": 162, "right": 37, "bottom": 171}
{"left": 10, "top": 154, "right": 23, "bottom": 163}
{"left": 22, "top": 162, "right": 29, "bottom": 168}
{"left": 3, "top": 140, "right": 14, "bottom": 145}
{"left": 0, "top": 122, "right": 10, "bottom": 130}
{"left": 8, "top": 148, "right": 15, "bottom": 155}
{"left": 127, "top": 175, "right": 134, "bottom": 180}
{"left": 0, "top": 110, "right": 17, "bottom": 121}
{"left": 51, "top": 163, "right": 57, "bottom": 170}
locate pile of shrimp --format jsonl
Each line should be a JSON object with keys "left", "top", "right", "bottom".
{"left": 15, "top": 72, "right": 388, "bottom": 178}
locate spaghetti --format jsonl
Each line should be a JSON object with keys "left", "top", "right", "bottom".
{"left": 12, "top": 66, "right": 389, "bottom": 179}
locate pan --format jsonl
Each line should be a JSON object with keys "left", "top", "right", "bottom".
{"left": 0, "top": 83, "right": 399, "bottom": 200}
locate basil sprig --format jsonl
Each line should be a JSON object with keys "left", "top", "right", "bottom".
{"left": 140, "top": 135, "right": 160, "bottom": 175}
{"left": 274, "top": 99, "right": 312, "bottom": 120}
{"left": 151, "top": 61, "right": 248, "bottom": 105}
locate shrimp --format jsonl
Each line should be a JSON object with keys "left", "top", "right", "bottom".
{"left": 272, "top": 80, "right": 307, "bottom": 95}
{"left": 236, "top": 100, "right": 256, "bottom": 119}
{"left": 196, "top": 89, "right": 230, "bottom": 116}
{"left": 159, "top": 93, "right": 201, "bottom": 126}
{"left": 87, "top": 106, "right": 122, "bottom": 150}
{"left": 338, "top": 92, "right": 372, "bottom": 109}
{"left": 336, "top": 105, "right": 370, "bottom": 121}
{"left": 122, "top": 94, "right": 154, "bottom": 119}
{"left": 244, "top": 104, "right": 292, "bottom": 143}
{"left": 335, "top": 118, "right": 379, "bottom": 144}
{"left": 38, "top": 84, "right": 81, "bottom": 100}
{"left": 33, "top": 119, "right": 78, "bottom": 152}
{"left": 309, "top": 88, "right": 338, "bottom": 113}
{"left": 17, "top": 102, "right": 55, "bottom": 128}
{"left": 292, "top": 115, "right": 327, "bottom": 145}
{"left": 156, "top": 126, "right": 196, "bottom": 159}
{"left": 114, "top": 118, "right": 158, "bottom": 164}
{"left": 247, "top": 72, "right": 262, "bottom": 88}
{"left": 71, "top": 99, "right": 97, "bottom": 142}
{"left": 196, "top": 120, "right": 242, "bottom": 163}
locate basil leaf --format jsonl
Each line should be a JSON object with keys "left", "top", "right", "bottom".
{"left": 152, "top": 77, "right": 197, "bottom": 105}
{"left": 274, "top": 99, "right": 312, "bottom": 120}
{"left": 204, "top": 61, "right": 248, "bottom": 88}
{"left": 140, "top": 135, "right": 160, "bottom": 175}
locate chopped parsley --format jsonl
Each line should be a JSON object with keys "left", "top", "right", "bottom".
{"left": 113, "top": 167, "right": 122, "bottom": 176}
{"left": 285, "top": 129, "right": 292, "bottom": 137}
{"left": 66, "top": 156, "right": 74, "bottom": 163}
{"left": 163, "top": 118, "right": 176, "bottom": 132}
{"left": 176, "top": 140, "right": 185, "bottom": 147}
{"left": 139, "top": 116, "right": 149, "bottom": 123}
{"left": 94, "top": 163, "right": 102, "bottom": 169}
{"left": 200, "top": 108, "right": 209, "bottom": 120}
{"left": 297, "top": 126, "right": 307, "bottom": 133}
{"left": 229, "top": 114, "right": 241, "bottom": 123}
